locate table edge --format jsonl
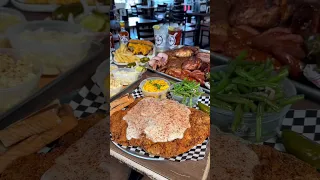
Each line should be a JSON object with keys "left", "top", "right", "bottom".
{"left": 110, "top": 148, "right": 169, "bottom": 180}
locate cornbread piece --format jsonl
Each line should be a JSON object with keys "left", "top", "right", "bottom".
{"left": 110, "top": 95, "right": 135, "bottom": 116}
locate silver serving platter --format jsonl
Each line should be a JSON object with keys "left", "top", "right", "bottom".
{"left": 147, "top": 67, "right": 210, "bottom": 94}
{"left": 147, "top": 48, "right": 210, "bottom": 93}
{"left": 112, "top": 141, "right": 165, "bottom": 161}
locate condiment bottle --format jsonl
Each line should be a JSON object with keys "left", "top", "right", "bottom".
{"left": 118, "top": 21, "right": 129, "bottom": 45}
{"left": 110, "top": 32, "right": 115, "bottom": 52}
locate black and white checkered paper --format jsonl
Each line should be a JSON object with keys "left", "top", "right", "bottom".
{"left": 263, "top": 109, "right": 320, "bottom": 151}
{"left": 113, "top": 138, "right": 209, "bottom": 162}
{"left": 69, "top": 74, "right": 106, "bottom": 118}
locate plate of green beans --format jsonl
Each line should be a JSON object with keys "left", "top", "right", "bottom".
{"left": 170, "top": 79, "right": 204, "bottom": 107}
{"left": 211, "top": 53, "right": 304, "bottom": 142}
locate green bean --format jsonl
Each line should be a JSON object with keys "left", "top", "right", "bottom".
{"left": 215, "top": 94, "right": 257, "bottom": 111}
{"left": 235, "top": 68, "right": 256, "bottom": 81}
{"left": 231, "top": 103, "right": 237, "bottom": 111}
{"left": 267, "top": 68, "right": 289, "bottom": 83}
{"left": 171, "top": 79, "right": 203, "bottom": 107}
{"left": 225, "top": 84, "right": 237, "bottom": 92}
{"left": 274, "top": 90, "right": 284, "bottom": 100}
{"left": 232, "top": 104, "right": 243, "bottom": 132}
{"left": 252, "top": 87, "right": 259, "bottom": 92}
{"left": 232, "top": 79, "right": 279, "bottom": 89}
{"left": 243, "top": 105, "right": 250, "bottom": 113}
{"left": 235, "top": 51, "right": 248, "bottom": 61}
{"left": 248, "top": 64, "right": 265, "bottom": 76}
{"left": 240, "top": 94, "right": 280, "bottom": 112}
{"left": 237, "top": 85, "right": 251, "bottom": 94}
{"left": 182, "top": 96, "right": 187, "bottom": 105}
{"left": 212, "top": 77, "right": 230, "bottom": 94}
{"left": 265, "top": 58, "right": 273, "bottom": 69}
{"left": 266, "top": 106, "right": 273, "bottom": 113}
{"left": 212, "top": 72, "right": 221, "bottom": 81}
{"left": 211, "top": 98, "right": 233, "bottom": 111}
{"left": 278, "top": 95, "right": 305, "bottom": 107}
{"left": 244, "top": 65, "right": 255, "bottom": 71}
{"left": 189, "top": 95, "right": 193, "bottom": 107}
{"left": 232, "top": 76, "right": 244, "bottom": 82}
{"left": 255, "top": 68, "right": 273, "bottom": 80}
{"left": 231, "top": 89, "right": 240, "bottom": 94}
{"left": 226, "top": 62, "right": 237, "bottom": 77}
{"left": 236, "top": 61, "right": 262, "bottom": 66}
{"left": 256, "top": 102, "right": 265, "bottom": 142}
{"left": 218, "top": 71, "right": 226, "bottom": 79}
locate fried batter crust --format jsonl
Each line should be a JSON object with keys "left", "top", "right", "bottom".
{"left": 110, "top": 99, "right": 210, "bottom": 158}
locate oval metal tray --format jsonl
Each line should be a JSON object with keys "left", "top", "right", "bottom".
{"left": 112, "top": 141, "right": 165, "bottom": 161}
{"left": 146, "top": 48, "right": 210, "bottom": 93}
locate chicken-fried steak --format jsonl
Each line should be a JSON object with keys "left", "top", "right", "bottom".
{"left": 110, "top": 99, "right": 210, "bottom": 158}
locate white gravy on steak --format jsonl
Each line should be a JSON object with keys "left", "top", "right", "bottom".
{"left": 123, "top": 98, "right": 191, "bottom": 142}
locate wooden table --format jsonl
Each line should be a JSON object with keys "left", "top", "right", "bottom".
{"left": 186, "top": 10, "right": 210, "bottom": 46}
{"left": 110, "top": 70, "right": 210, "bottom": 180}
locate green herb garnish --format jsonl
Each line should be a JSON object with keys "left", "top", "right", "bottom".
{"left": 153, "top": 83, "right": 163, "bottom": 90}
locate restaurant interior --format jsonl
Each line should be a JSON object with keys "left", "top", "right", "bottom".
{"left": 110, "top": 0, "right": 210, "bottom": 50}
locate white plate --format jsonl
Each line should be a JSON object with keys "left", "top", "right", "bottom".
{"left": 0, "top": 0, "right": 9, "bottom": 6}
{"left": 11, "top": 0, "right": 110, "bottom": 12}
{"left": 113, "top": 45, "right": 156, "bottom": 65}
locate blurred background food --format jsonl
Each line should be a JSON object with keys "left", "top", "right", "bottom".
{"left": 0, "top": 8, "right": 26, "bottom": 48}
{"left": 211, "top": 0, "right": 320, "bottom": 88}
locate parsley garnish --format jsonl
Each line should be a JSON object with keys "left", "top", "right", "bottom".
{"left": 153, "top": 83, "right": 163, "bottom": 90}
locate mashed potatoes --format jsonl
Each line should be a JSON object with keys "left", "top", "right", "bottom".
{"left": 0, "top": 54, "right": 36, "bottom": 88}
